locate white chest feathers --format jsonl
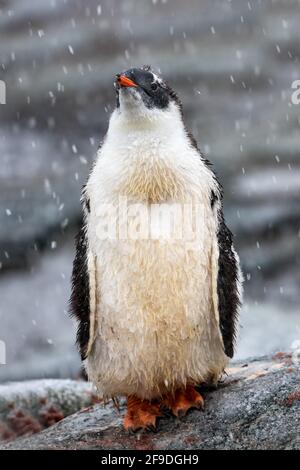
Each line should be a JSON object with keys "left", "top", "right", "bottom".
{"left": 85, "top": 104, "right": 228, "bottom": 400}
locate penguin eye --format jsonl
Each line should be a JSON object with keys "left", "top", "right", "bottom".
{"left": 151, "top": 82, "right": 158, "bottom": 91}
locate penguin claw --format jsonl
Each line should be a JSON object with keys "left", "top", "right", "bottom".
{"left": 123, "top": 396, "right": 161, "bottom": 432}
{"left": 162, "top": 385, "right": 205, "bottom": 417}
{"left": 146, "top": 424, "right": 158, "bottom": 433}
{"left": 126, "top": 427, "right": 137, "bottom": 436}
{"left": 159, "top": 404, "right": 173, "bottom": 417}
{"left": 176, "top": 409, "right": 186, "bottom": 419}
{"left": 123, "top": 387, "right": 204, "bottom": 431}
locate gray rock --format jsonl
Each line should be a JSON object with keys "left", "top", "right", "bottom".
{"left": 0, "top": 379, "right": 97, "bottom": 442}
{"left": 1, "top": 352, "right": 300, "bottom": 450}
{"left": 0, "top": 237, "right": 80, "bottom": 383}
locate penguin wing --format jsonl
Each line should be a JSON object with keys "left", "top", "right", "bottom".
{"left": 211, "top": 196, "right": 242, "bottom": 358}
{"left": 70, "top": 192, "right": 97, "bottom": 360}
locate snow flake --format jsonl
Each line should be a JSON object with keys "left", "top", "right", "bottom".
{"left": 80, "top": 156, "right": 88, "bottom": 165}
{"left": 61, "top": 218, "right": 69, "bottom": 229}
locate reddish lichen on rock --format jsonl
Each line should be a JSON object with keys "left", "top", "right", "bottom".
{"left": 39, "top": 406, "right": 64, "bottom": 427}
{"left": 7, "top": 410, "right": 42, "bottom": 436}
{"left": 283, "top": 390, "right": 300, "bottom": 408}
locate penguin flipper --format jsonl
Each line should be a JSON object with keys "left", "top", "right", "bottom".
{"left": 70, "top": 219, "right": 97, "bottom": 360}
{"left": 211, "top": 205, "right": 242, "bottom": 359}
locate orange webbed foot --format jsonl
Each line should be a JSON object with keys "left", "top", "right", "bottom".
{"left": 123, "top": 396, "right": 162, "bottom": 432}
{"left": 163, "top": 384, "right": 204, "bottom": 417}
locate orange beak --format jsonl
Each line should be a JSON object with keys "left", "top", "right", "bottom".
{"left": 117, "top": 75, "right": 138, "bottom": 88}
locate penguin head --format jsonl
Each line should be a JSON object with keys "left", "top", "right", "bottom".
{"left": 114, "top": 65, "right": 182, "bottom": 120}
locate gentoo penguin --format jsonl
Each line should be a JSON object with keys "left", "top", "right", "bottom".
{"left": 70, "top": 65, "right": 242, "bottom": 431}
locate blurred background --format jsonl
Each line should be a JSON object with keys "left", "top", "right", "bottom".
{"left": 0, "top": 0, "right": 300, "bottom": 383}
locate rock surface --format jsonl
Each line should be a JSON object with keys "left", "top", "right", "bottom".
{"left": 0, "top": 379, "right": 96, "bottom": 442}
{"left": 0, "top": 238, "right": 81, "bottom": 383}
{"left": 1, "top": 352, "right": 300, "bottom": 450}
